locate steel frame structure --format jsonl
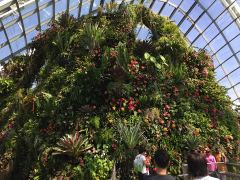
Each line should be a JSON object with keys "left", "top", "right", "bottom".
{"left": 0, "top": 0, "right": 239, "bottom": 106}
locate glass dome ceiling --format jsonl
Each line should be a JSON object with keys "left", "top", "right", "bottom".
{"left": 0, "top": 0, "right": 240, "bottom": 107}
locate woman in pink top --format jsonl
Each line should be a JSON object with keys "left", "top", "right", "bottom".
{"left": 205, "top": 148, "right": 217, "bottom": 172}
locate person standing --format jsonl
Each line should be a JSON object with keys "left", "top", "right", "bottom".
{"left": 187, "top": 151, "right": 219, "bottom": 180}
{"left": 134, "top": 147, "right": 150, "bottom": 180}
{"left": 144, "top": 149, "right": 175, "bottom": 180}
{"left": 205, "top": 148, "right": 217, "bottom": 174}
{"left": 215, "top": 148, "right": 227, "bottom": 180}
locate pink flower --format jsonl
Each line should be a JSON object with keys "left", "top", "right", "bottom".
{"left": 163, "top": 111, "right": 170, "bottom": 117}
{"left": 165, "top": 104, "right": 170, "bottom": 110}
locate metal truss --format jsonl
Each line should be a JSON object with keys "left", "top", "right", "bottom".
{"left": 0, "top": 0, "right": 239, "bottom": 105}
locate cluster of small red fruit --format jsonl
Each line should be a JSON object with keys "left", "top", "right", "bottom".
{"left": 161, "top": 105, "right": 176, "bottom": 131}
{"left": 128, "top": 58, "right": 147, "bottom": 75}
{"left": 110, "top": 97, "right": 141, "bottom": 113}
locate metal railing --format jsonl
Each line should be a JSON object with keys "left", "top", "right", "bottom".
{"left": 179, "top": 162, "right": 240, "bottom": 180}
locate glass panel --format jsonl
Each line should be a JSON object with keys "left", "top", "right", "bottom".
{"left": 0, "top": 45, "right": 11, "bottom": 60}
{"left": 210, "top": 34, "right": 226, "bottom": 52}
{"left": 137, "top": 26, "right": 151, "bottom": 41}
{"left": 39, "top": 0, "right": 52, "bottom": 6}
{"left": 55, "top": 0, "right": 67, "bottom": 14}
{"left": 161, "top": 4, "right": 174, "bottom": 17}
{"left": 2, "top": 14, "right": 18, "bottom": 25}
{"left": 70, "top": 0, "right": 79, "bottom": 7}
{"left": 6, "top": 23, "right": 23, "bottom": 39}
{"left": 179, "top": 19, "right": 192, "bottom": 33}
{"left": 193, "top": 36, "right": 207, "bottom": 49}
{"left": 204, "top": 24, "right": 219, "bottom": 42}
{"left": 26, "top": 29, "right": 38, "bottom": 43}
{"left": 227, "top": 88, "right": 237, "bottom": 101}
{"left": 189, "top": 4, "right": 204, "bottom": 21}
{"left": 0, "top": 30, "right": 7, "bottom": 44}
{"left": 216, "top": 46, "right": 232, "bottom": 64}
{"left": 207, "top": 0, "right": 225, "bottom": 19}
{"left": 92, "top": 0, "right": 101, "bottom": 11}
{"left": 234, "top": 84, "right": 240, "bottom": 97}
{"left": 69, "top": 7, "right": 79, "bottom": 18}
{"left": 212, "top": 56, "right": 220, "bottom": 68}
{"left": 11, "top": 36, "right": 25, "bottom": 52}
{"left": 196, "top": 13, "right": 211, "bottom": 30}
{"left": 151, "top": 0, "right": 163, "bottom": 13}
{"left": 21, "top": 3, "right": 36, "bottom": 15}
{"left": 171, "top": 10, "right": 184, "bottom": 24}
{"left": 187, "top": 27, "right": 199, "bottom": 42}
{"left": 41, "top": 24, "right": 49, "bottom": 31}
{"left": 230, "top": 35, "right": 240, "bottom": 52}
{"left": 219, "top": 77, "right": 231, "bottom": 89}
{"left": 205, "top": 45, "right": 214, "bottom": 55}
{"left": 228, "top": 67, "right": 240, "bottom": 86}
{"left": 143, "top": 0, "right": 151, "bottom": 8}
{"left": 180, "top": 0, "right": 195, "bottom": 11}
{"left": 199, "top": 0, "right": 215, "bottom": 9}
{"left": 223, "top": 23, "right": 239, "bottom": 42}
{"left": 222, "top": 57, "right": 239, "bottom": 74}
{"left": 23, "top": 13, "right": 38, "bottom": 30}
{"left": 216, "top": 11, "right": 232, "bottom": 29}
{"left": 215, "top": 66, "right": 226, "bottom": 80}
{"left": 81, "top": 1, "right": 90, "bottom": 16}
{"left": 169, "top": 0, "right": 182, "bottom": 5}
{"left": 40, "top": 5, "right": 53, "bottom": 22}
{"left": 236, "top": 52, "right": 240, "bottom": 62}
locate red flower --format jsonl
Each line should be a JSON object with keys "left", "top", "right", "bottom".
{"left": 128, "top": 104, "right": 135, "bottom": 111}
{"left": 193, "top": 89, "right": 200, "bottom": 97}
{"left": 112, "top": 143, "right": 117, "bottom": 150}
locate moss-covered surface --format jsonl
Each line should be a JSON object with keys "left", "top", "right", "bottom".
{"left": 0, "top": 4, "right": 239, "bottom": 179}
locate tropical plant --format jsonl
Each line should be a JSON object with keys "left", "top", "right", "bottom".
{"left": 52, "top": 130, "right": 92, "bottom": 158}
{"left": 80, "top": 23, "right": 105, "bottom": 51}
{"left": 0, "top": 4, "right": 239, "bottom": 179}
{"left": 52, "top": 31, "right": 75, "bottom": 59}
{"left": 116, "top": 120, "right": 146, "bottom": 150}
{"left": 144, "top": 52, "right": 168, "bottom": 72}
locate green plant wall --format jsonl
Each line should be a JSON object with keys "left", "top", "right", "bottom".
{"left": 0, "top": 3, "right": 239, "bottom": 179}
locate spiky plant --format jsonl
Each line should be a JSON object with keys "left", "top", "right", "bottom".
{"left": 81, "top": 23, "right": 105, "bottom": 51}
{"left": 116, "top": 121, "right": 146, "bottom": 150}
{"left": 52, "top": 130, "right": 92, "bottom": 158}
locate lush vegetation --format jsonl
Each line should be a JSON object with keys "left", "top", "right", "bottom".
{"left": 0, "top": 3, "right": 239, "bottom": 179}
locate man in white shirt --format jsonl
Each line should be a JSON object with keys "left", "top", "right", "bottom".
{"left": 134, "top": 147, "right": 150, "bottom": 180}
